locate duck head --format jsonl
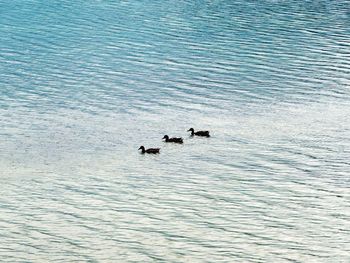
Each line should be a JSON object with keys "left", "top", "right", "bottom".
{"left": 138, "top": 146, "right": 145, "bottom": 151}
{"left": 162, "top": 135, "right": 169, "bottom": 140}
{"left": 187, "top": 128, "right": 194, "bottom": 134}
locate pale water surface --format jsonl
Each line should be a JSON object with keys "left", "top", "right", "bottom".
{"left": 1, "top": 0, "right": 350, "bottom": 262}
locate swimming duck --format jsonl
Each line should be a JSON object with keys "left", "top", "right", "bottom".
{"left": 187, "top": 128, "right": 210, "bottom": 137}
{"left": 138, "top": 146, "right": 160, "bottom": 154}
{"left": 162, "top": 135, "right": 183, "bottom": 144}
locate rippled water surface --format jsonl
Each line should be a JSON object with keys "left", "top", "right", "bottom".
{"left": 1, "top": 0, "right": 350, "bottom": 262}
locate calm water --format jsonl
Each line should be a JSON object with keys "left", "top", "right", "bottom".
{"left": 1, "top": 0, "right": 350, "bottom": 262}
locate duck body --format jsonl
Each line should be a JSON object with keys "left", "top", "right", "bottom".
{"left": 162, "top": 135, "right": 183, "bottom": 144}
{"left": 138, "top": 146, "right": 160, "bottom": 154}
{"left": 187, "top": 128, "right": 210, "bottom": 137}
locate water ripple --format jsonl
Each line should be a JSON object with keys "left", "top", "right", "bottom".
{"left": 1, "top": 0, "right": 350, "bottom": 262}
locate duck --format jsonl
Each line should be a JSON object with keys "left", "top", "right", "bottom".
{"left": 162, "top": 135, "right": 183, "bottom": 144}
{"left": 187, "top": 128, "right": 210, "bottom": 137}
{"left": 138, "top": 146, "right": 160, "bottom": 154}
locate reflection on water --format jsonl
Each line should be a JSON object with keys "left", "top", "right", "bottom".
{"left": 1, "top": 0, "right": 350, "bottom": 261}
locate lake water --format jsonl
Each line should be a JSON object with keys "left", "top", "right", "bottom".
{"left": 1, "top": 0, "right": 350, "bottom": 262}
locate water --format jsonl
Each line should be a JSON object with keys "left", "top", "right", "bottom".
{"left": 1, "top": 0, "right": 350, "bottom": 261}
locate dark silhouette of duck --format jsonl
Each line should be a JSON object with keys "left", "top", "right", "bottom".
{"left": 138, "top": 146, "right": 160, "bottom": 154}
{"left": 162, "top": 135, "right": 183, "bottom": 144}
{"left": 187, "top": 128, "right": 210, "bottom": 137}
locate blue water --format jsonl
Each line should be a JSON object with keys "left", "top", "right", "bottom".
{"left": 1, "top": 0, "right": 350, "bottom": 261}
